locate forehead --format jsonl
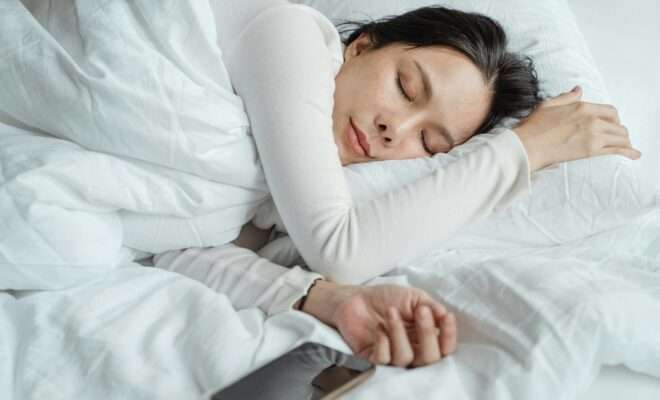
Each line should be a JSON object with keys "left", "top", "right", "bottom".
{"left": 393, "top": 45, "right": 493, "bottom": 140}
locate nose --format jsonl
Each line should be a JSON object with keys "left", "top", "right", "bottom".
{"left": 376, "top": 112, "right": 419, "bottom": 147}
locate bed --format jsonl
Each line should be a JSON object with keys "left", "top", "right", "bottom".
{"left": 1, "top": 0, "right": 658, "bottom": 399}
{"left": 565, "top": 1, "right": 660, "bottom": 399}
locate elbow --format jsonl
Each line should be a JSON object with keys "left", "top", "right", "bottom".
{"left": 301, "top": 214, "right": 381, "bottom": 285}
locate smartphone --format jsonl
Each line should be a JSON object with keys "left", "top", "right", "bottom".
{"left": 210, "top": 342, "right": 374, "bottom": 400}
{"left": 318, "top": 367, "right": 375, "bottom": 399}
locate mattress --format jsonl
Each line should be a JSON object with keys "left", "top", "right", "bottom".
{"left": 565, "top": 1, "right": 660, "bottom": 398}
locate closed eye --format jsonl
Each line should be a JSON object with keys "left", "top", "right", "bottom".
{"left": 397, "top": 73, "right": 413, "bottom": 102}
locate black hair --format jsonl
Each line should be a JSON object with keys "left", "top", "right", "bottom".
{"left": 338, "top": 6, "right": 542, "bottom": 134}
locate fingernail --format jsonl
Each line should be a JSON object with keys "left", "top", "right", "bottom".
{"left": 433, "top": 304, "right": 447, "bottom": 317}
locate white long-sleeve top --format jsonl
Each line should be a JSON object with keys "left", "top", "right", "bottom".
{"left": 213, "top": 1, "right": 532, "bottom": 285}
{"left": 153, "top": 241, "right": 322, "bottom": 317}
{"left": 152, "top": 1, "right": 533, "bottom": 316}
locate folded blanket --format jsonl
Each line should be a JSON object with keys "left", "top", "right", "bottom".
{"left": 0, "top": 0, "right": 270, "bottom": 271}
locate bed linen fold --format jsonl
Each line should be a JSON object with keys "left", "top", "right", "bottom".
{"left": 1, "top": 1, "right": 659, "bottom": 399}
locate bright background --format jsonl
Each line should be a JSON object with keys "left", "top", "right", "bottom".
{"left": 570, "top": 0, "right": 660, "bottom": 182}
{"left": 572, "top": 1, "right": 660, "bottom": 398}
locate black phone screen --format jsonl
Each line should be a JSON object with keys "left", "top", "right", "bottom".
{"left": 210, "top": 342, "right": 372, "bottom": 400}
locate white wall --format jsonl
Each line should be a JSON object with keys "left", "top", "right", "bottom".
{"left": 569, "top": 0, "right": 660, "bottom": 180}
{"left": 570, "top": 3, "right": 660, "bottom": 398}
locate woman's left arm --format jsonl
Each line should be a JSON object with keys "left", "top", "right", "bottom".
{"left": 301, "top": 278, "right": 458, "bottom": 367}
{"left": 154, "top": 243, "right": 457, "bottom": 367}
{"left": 153, "top": 244, "right": 323, "bottom": 316}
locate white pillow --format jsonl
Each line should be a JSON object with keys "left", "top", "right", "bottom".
{"left": 292, "top": 0, "right": 611, "bottom": 103}
{"left": 254, "top": 0, "right": 658, "bottom": 255}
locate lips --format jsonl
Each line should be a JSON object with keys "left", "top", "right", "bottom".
{"left": 348, "top": 118, "right": 371, "bottom": 158}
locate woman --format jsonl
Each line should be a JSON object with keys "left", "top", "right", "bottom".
{"left": 162, "top": 0, "right": 640, "bottom": 373}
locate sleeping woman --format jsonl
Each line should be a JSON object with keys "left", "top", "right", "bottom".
{"left": 155, "top": 0, "right": 641, "bottom": 375}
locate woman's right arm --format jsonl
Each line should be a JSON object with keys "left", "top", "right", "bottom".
{"left": 224, "top": 5, "right": 638, "bottom": 285}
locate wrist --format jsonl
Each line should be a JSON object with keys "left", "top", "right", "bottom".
{"left": 512, "top": 127, "right": 546, "bottom": 172}
{"left": 298, "top": 280, "right": 358, "bottom": 328}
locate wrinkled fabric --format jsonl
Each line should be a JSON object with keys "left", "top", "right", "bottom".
{"left": 0, "top": 2, "right": 349, "bottom": 399}
{"left": 254, "top": 196, "right": 660, "bottom": 400}
{"left": 0, "top": 0, "right": 270, "bottom": 269}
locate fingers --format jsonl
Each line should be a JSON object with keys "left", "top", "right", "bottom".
{"left": 543, "top": 87, "right": 622, "bottom": 126}
{"left": 418, "top": 292, "right": 448, "bottom": 319}
{"left": 592, "top": 123, "right": 642, "bottom": 160}
{"left": 411, "top": 305, "right": 441, "bottom": 367}
{"left": 601, "top": 145, "right": 642, "bottom": 160}
{"left": 368, "top": 330, "right": 391, "bottom": 365}
{"left": 387, "top": 307, "right": 415, "bottom": 367}
{"left": 574, "top": 102, "right": 621, "bottom": 124}
{"left": 540, "top": 85, "right": 582, "bottom": 108}
{"left": 415, "top": 293, "right": 457, "bottom": 364}
{"left": 598, "top": 132, "right": 633, "bottom": 149}
{"left": 440, "top": 313, "right": 457, "bottom": 357}
{"left": 602, "top": 122, "right": 629, "bottom": 137}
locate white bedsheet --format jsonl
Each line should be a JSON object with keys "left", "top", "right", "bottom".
{"left": 0, "top": 1, "right": 350, "bottom": 399}
{"left": 256, "top": 156, "right": 660, "bottom": 399}
{"left": 1, "top": 1, "right": 659, "bottom": 400}
{"left": 341, "top": 222, "right": 660, "bottom": 399}
{"left": 0, "top": 267, "right": 351, "bottom": 399}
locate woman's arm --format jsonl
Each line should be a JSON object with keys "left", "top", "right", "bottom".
{"left": 224, "top": 4, "right": 531, "bottom": 284}
{"left": 154, "top": 243, "right": 458, "bottom": 367}
{"left": 153, "top": 244, "right": 324, "bottom": 316}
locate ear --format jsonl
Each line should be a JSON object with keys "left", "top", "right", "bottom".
{"left": 344, "top": 32, "right": 373, "bottom": 61}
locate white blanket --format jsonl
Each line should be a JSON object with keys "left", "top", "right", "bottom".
{"left": 0, "top": 1, "right": 349, "bottom": 399}
{"left": 0, "top": 0, "right": 272, "bottom": 267}
{"left": 0, "top": 267, "right": 351, "bottom": 399}
{"left": 257, "top": 154, "right": 660, "bottom": 399}
{"left": 342, "top": 212, "right": 660, "bottom": 399}
{"left": 1, "top": 1, "right": 659, "bottom": 400}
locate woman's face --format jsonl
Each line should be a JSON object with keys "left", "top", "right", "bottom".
{"left": 333, "top": 33, "right": 493, "bottom": 166}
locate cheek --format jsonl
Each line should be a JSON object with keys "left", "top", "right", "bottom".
{"left": 382, "top": 138, "right": 427, "bottom": 161}
{"left": 350, "top": 59, "right": 395, "bottom": 102}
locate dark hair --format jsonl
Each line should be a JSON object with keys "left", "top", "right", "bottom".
{"left": 338, "top": 6, "right": 542, "bottom": 134}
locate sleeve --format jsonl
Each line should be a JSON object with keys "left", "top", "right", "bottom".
{"left": 153, "top": 244, "right": 324, "bottom": 316}
{"left": 225, "top": 5, "right": 532, "bottom": 285}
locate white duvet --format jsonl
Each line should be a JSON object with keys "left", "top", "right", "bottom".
{"left": 1, "top": 1, "right": 659, "bottom": 400}
{"left": 0, "top": 1, "right": 348, "bottom": 399}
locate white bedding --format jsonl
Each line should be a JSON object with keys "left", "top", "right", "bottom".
{"left": 1, "top": 1, "right": 659, "bottom": 400}
{"left": 0, "top": 1, "right": 350, "bottom": 399}
{"left": 256, "top": 147, "right": 660, "bottom": 400}
{"left": 567, "top": 1, "right": 660, "bottom": 398}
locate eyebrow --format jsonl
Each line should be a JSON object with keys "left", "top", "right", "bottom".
{"left": 413, "top": 60, "right": 455, "bottom": 148}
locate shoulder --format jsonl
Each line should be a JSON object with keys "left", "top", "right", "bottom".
{"left": 239, "top": 3, "right": 344, "bottom": 73}
{"left": 248, "top": 3, "right": 333, "bottom": 31}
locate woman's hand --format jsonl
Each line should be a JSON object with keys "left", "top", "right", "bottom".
{"left": 513, "top": 86, "right": 642, "bottom": 172}
{"left": 299, "top": 280, "right": 457, "bottom": 368}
